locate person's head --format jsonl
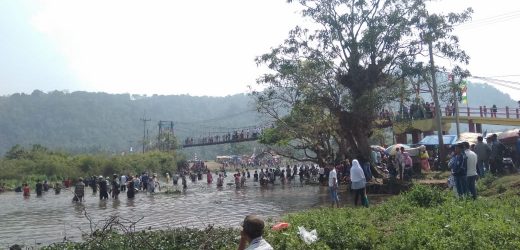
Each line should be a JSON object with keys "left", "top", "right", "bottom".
{"left": 79, "top": 177, "right": 83, "bottom": 182}
{"left": 462, "top": 141, "right": 470, "bottom": 150}
{"left": 492, "top": 134, "right": 498, "bottom": 141}
{"left": 241, "top": 215, "right": 265, "bottom": 240}
{"left": 400, "top": 147, "right": 405, "bottom": 152}
{"left": 477, "top": 136, "right": 483, "bottom": 142}
{"left": 455, "top": 143, "right": 464, "bottom": 154}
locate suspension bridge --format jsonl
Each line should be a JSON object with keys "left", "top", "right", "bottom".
{"left": 177, "top": 105, "right": 520, "bottom": 148}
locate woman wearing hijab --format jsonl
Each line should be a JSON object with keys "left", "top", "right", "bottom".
{"left": 350, "top": 159, "right": 368, "bottom": 207}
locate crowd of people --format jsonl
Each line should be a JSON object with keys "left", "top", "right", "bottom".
{"left": 184, "top": 126, "right": 268, "bottom": 146}
{"left": 18, "top": 172, "right": 163, "bottom": 202}
{"left": 378, "top": 102, "right": 502, "bottom": 123}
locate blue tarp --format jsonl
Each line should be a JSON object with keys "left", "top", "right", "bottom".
{"left": 418, "top": 135, "right": 458, "bottom": 145}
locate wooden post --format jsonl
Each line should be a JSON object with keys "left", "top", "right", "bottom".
{"left": 506, "top": 106, "right": 510, "bottom": 118}
{"left": 467, "top": 106, "right": 470, "bottom": 117}
{"left": 516, "top": 108, "right": 519, "bottom": 119}
{"left": 480, "top": 106, "right": 483, "bottom": 117}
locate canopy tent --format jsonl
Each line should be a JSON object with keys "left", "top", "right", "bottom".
{"left": 418, "top": 135, "right": 458, "bottom": 146}
{"left": 385, "top": 144, "right": 411, "bottom": 156}
{"left": 498, "top": 129, "right": 520, "bottom": 145}
{"left": 455, "top": 132, "right": 482, "bottom": 145}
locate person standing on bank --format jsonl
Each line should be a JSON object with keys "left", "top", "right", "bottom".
{"left": 238, "top": 215, "right": 273, "bottom": 250}
{"left": 350, "top": 159, "right": 368, "bottom": 207}
{"left": 463, "top": 142, "right": 478, "bottom": 199}
{"left": 450, "top": 143, "right": 467, "bottom": 198}
{"left": 474, "top": 136, "right": 491, "bottom": 177}
{"left": 328, "top": 165, "right": 339, "bottom": 208}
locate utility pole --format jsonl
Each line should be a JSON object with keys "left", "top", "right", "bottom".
{"left": 428, "top": 40, "right": 445, "bottom": 168}
{"left": 140, "top": 113, "right": 151, "bottom": 153}
{"left": 451, "top": 74, "right": 461, "bottom": 138}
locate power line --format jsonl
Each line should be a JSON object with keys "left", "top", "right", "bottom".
{"left": 472, "top": 76, "right": 520, "bottom": 86}
{"left": 456, "top": 10, "right": 520, "bottom": 30}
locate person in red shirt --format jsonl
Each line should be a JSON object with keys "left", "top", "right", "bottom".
{"left": 22, "top": 183, "right": 30, "bottom": 197}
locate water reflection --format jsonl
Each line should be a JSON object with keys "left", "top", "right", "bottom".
{"left": 0, "top": 174, "right": 389, "bottom": 247}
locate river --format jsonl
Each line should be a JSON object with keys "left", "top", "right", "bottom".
{"left": 0, "top": 174, "right": 389, "bottom": 248}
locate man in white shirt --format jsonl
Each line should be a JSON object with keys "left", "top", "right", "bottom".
{"left": 463, "top": 142, "right": 478, "bottom": 199}
{"left": 328, "top": 165, "right": 339, "bottom": 208}
{"left": 238, "top": 215, "right": 273, "bottom": 250}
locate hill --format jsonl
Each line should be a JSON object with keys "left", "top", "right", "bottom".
{"left": 0, "top": 91, "right": 264, "bottom": 158}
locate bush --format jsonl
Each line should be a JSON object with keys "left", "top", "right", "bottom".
{"left": 404, "top": 184, "right": 447, "bottom": 207}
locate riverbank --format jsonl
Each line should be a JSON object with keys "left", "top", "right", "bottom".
{"left": 0, "top": 148, "right": 181, "bottom": 190}
{"left": 39, "top": 174, "right": 520, "bottom": 250}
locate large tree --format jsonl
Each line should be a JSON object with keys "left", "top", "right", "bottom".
{"left": 254, "top": 0, "right": 471, "bottom": 165}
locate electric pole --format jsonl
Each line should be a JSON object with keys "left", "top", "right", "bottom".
{"left": 451, "top": 74, "right": 461, "bottom": 138}
{"left": 140, "top": 113, "right": 151, "bottom": 153}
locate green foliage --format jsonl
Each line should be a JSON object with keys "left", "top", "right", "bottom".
{"left": 404, "top": 184, "right": 447, "bottom": 207}
{"left": 254, "top": 0, "right": 473, "bottom": 163}
{"left": 0, "top": 145, "right": 180, "bottom": 188}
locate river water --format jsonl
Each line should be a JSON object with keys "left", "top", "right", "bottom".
{"left": 0, "top": 174, "right": 389, "bottom": 247}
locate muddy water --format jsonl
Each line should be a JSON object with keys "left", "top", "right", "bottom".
{"left": 0, "top": 174, "right": 389, "bottom": 247}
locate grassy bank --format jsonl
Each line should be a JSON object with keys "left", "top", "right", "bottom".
{"left": 0, "top": 145, "right": 182, "bottom": 189}
{"left": 40, "top": 174, "right": 520, "bottom": 250}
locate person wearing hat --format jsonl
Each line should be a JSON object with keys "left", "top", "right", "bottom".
{"left": 74, "top": 177, "right": 85, "bottom": 202}
{"left": 238, "top": 215, "right": 273, "bottom": 250}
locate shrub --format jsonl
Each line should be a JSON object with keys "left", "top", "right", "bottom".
{"left": 404, "top": 184, "right": 447, "bottom": 207}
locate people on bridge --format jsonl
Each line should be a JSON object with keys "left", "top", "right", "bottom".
{"left": 491, "top": 104, "right": 497, "bottom": 118}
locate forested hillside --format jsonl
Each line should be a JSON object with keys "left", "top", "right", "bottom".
{"left": 0, "top": 82, "right": 516, "bottom": 158}
{"left": 0, "top": 90, "right": 264, "bottom": 158}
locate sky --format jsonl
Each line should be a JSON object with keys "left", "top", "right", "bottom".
{"left": 0, "top": 0, "right": 519, "bottom": 99}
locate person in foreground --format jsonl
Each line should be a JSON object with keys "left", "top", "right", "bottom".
{"left": 238, "top": 215, "right": 273, "bottom": 250}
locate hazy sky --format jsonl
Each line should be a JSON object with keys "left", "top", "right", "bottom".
{"left": 1, "top": 0, "right": 519, "bottom": 99}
